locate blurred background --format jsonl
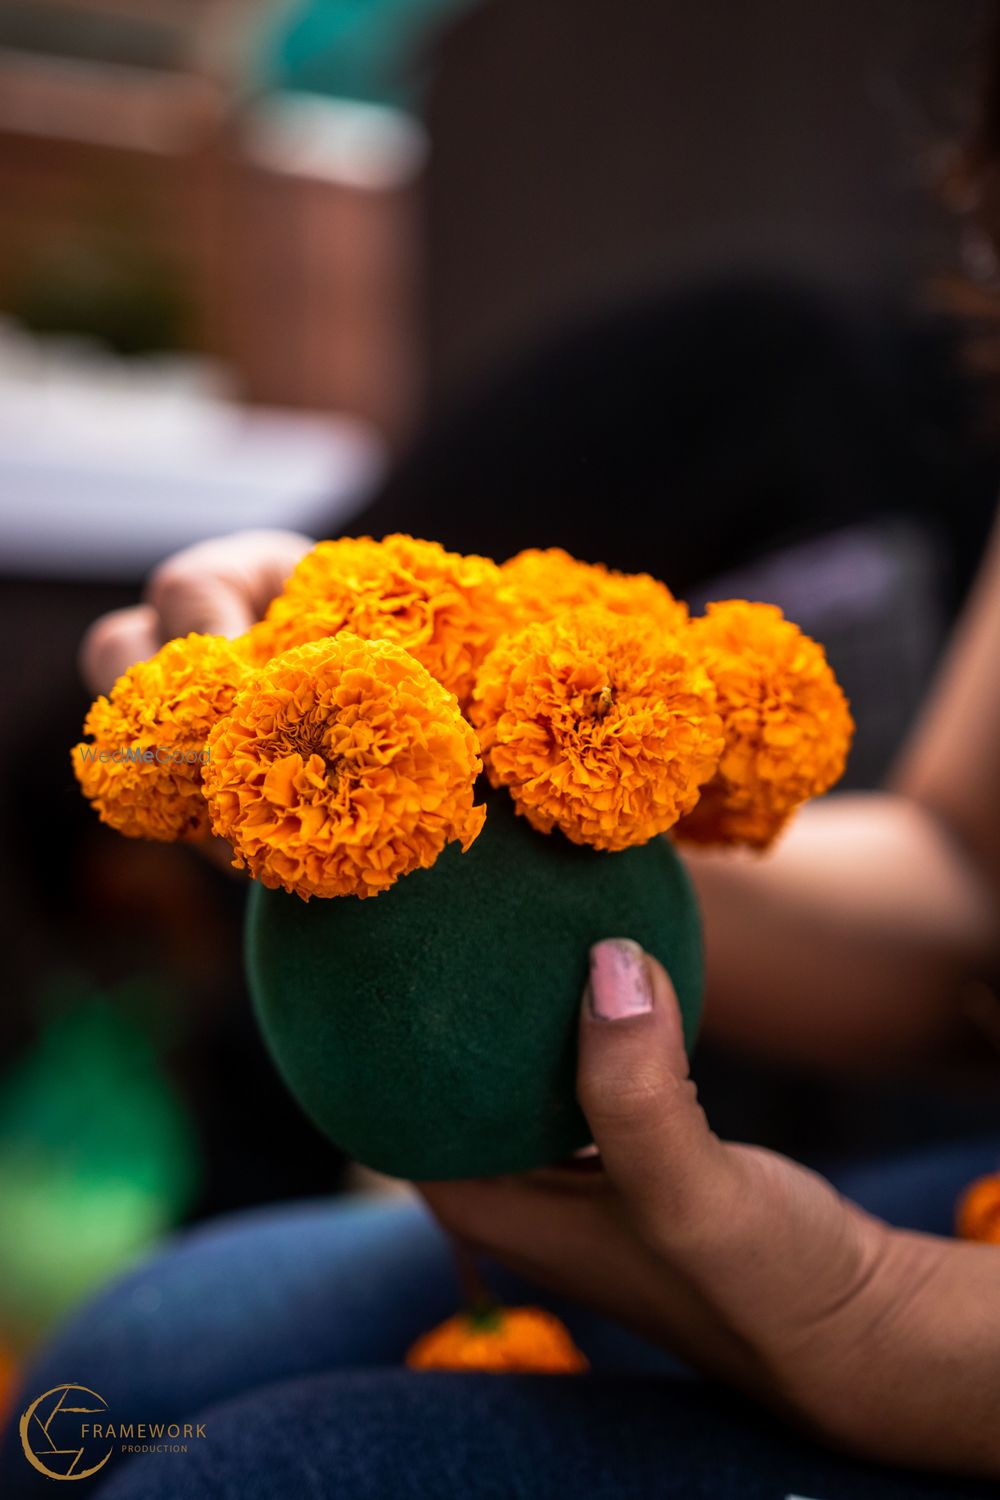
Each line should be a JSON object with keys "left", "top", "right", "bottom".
{"left": 3, "top": 0, "right": 1000, "bottom": 1410}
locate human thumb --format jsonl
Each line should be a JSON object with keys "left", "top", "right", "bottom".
{"left": 577, "top": 939, "right": 730, "bottom": 1238}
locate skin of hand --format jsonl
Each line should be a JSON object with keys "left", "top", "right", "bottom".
{"left": 79, "top": 529, "right": 314, "bottom": 696}
{"left": 686, "top": 793, "right": 1000, "bottom": 1069}
{"left": 421, "top": 939, "right": 1000, "bottom": 1478}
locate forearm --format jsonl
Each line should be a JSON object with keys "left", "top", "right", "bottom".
{"left": 686, "top": 793, "right": 999, "bottom": 1067}
{"left": 808, "top": 1231, "right": 1000, "bottom": 1477}
{"left": 893, "top": 513, "right": 1000, "bottom": 898}
{"left": 687, "top": 508, "right": 1000, "bottom": 1069}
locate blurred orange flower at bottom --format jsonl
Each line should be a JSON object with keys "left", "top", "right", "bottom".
{"left": 406, "top": 1306, "right": 589, "bottom": 1374}
{"left": 956, "top": 1173, "right": 1000, "bottom": 1244}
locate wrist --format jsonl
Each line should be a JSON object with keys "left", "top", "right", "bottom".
{"left": 791, "top": 1228, "right": 1000, "bottom": 1477}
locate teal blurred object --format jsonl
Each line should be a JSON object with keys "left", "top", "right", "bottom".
{"left": 0, "top": 980, "right": 199, "bottom": 1349}
{"left": 255, "top": 0, "right": 481, "bottom": 108}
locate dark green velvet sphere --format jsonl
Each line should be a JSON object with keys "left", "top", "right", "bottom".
{"left": 246, "top": 789, "right": 703, "bottom": 1180}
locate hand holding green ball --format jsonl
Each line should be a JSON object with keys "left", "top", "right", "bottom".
{"left": 73, "top": 537, "right": 852, "bottom": 1184}
{"left": 247, "top": 789, "right": 703, "bottom": 1180}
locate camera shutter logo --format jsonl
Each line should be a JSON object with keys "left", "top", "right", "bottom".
{"left": 19, "top": 1384, "right": 113, "bottom": 1482}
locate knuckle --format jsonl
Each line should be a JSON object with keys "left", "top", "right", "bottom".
{"left": 580, "top": 1061, "right": 693, "bottom": 1137}
{"left": 579, "top": 1068, "right": 662, "bottom": 1135}
{"left": 146, "top": 559, "right": 192, "bottom": 611}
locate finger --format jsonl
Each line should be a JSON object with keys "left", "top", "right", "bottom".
{"left": 145, "top": 566, "right": 256, "bottom": 642}
{"left": 419, "top": 1176, "right": 752, "bottom": 1381}
{"left": 419, "top": 1176, "right": 647, "bottom": 1326}
{"left": 577, "top": 939, "right": 734, "bottom": 1246}
{"left": 145, "top": 530, "right": 312, "bottom": 641}
{"left": 422, "top": 1175, "right": 609, "bottom": 1266}
{"left": 79, "top": 605, "right": 161, "bottom": 695}
{"left": 224, "top": 530, "right": 315, "bottom": 615}
{"left": 581, "top": 942, "right": 888, "bottom": 1351}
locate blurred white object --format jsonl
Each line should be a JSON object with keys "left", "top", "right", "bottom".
{"left": 0, "top": 321, "right": 385, "bottom": 580}
{"left": 243, "top": 93, "right": 428, "bottom": 191}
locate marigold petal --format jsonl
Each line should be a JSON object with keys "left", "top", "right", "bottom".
{"left": 471, "top": 607, "right": 723, "bottom": 850}
{"left": 498, "top": 547, "right": 687, "bottom": 632}
{"left": 203, "top": 634, "right": 485, "bottom": 900}
{"left": 676, "top": 600, "right": 853, "bottom": 850}
{"left": 72, "top": 634, "right": 252, "bottom": 841}
{"left": 244, "top": 534, "right": 511, "bottom": 707}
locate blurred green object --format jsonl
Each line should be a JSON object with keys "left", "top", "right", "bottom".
{"left": 0, "top": 982, "right": 199, "bottom": 1350}
{"left": 256, "top": 0, "right": 481, "bottom": 108}
{"left": 11, "top": 237, "right": 188, "bottom": 356}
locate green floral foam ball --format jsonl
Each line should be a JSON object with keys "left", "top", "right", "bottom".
{"left": 246, "top": 790, "right": 703, "bottom": 1180}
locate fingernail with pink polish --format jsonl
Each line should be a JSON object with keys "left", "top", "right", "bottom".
{"left": 588, "top": 939, "right": 652, "bottom": 1020}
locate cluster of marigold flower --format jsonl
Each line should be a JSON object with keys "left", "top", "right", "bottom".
{"left": 73, "top": 535, "right": 854, "bottom": 901}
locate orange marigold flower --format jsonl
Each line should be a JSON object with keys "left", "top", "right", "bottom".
{"left": 245, "top": 534, "right": 510, "bottom": 707}
{"left": 72, "top": 634, "right": 252, "bottom": 842}
{"left": 956, "top": 1173, "right": 1000, "bottom": 1244}
{"left": 203, "top": 634, "right": 485, "bottom": 901}
{"left": 499, "top": 546, "right": 687, "bottom": 632}
{"left": 676, "top": 600, "right": 853, "bottom": 850}
{"left": 471, "top": 607, "right": 724, "bottom": 851}
{"left": 406, "top": 1306, "right": 589, "bottom": 1374}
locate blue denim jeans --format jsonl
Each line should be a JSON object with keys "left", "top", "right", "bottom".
{"left": 2, "top": 1136, "right": 997, "bottom": 1500}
